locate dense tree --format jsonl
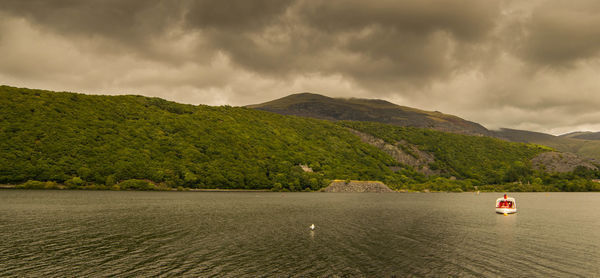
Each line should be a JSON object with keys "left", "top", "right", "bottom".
{"left": 0, "top": 86, "right": 394, "bottom": 190}
{"left": 1, "top": 85, "right": 598, "bottom": 191}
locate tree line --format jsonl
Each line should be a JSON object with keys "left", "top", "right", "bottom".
{"left": 1, "top": 85, "right": 599, "bottom": 191}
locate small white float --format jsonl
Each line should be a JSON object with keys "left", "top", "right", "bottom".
{"left": 496, "top": 194, "right": 517, "bottom": 215}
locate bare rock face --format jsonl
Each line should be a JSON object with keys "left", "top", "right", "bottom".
{"left": 347, "top": 129, "right": 438, "bottom": 176}
{"left": 322, "top": 180, "right": 394, "bottom": 193}
{"left": 531, "top": 152, "right": 598, "bottom": 173}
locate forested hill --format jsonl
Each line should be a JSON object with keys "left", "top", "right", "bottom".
{"left": 0, "top": 85, "right": 396, "bottom": 190}
{"left": 1, "top": 85, "right": 599, "bottom": 192}
{"left": 249, "top": 93, "right": 600, "bottom": 161}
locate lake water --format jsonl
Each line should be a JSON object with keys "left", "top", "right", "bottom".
{"left": 1, "top": 191, "right": 599, "bottom": 277}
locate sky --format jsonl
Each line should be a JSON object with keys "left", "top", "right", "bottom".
{"left": 1, "top": 0, "right": 600, "bottom": 135}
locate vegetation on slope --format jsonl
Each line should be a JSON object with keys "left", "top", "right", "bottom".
{"left": 494, "top": 128, "right": 600, "bottom": 161}
{"left": 341, "top": 121, "right": 600, "bottom": 192}
{"left": 1, "top": 85, "right": 599, "bottom": 192}
{"left": 250, "top": 94, "right": 600, "bottom": 162}
{"left": 0, "top": 86, "right": 396, "bottom": 191}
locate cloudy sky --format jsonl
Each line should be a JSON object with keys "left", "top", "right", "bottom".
{"left": 1, "top": 0, "right": 600, "bottom": 134}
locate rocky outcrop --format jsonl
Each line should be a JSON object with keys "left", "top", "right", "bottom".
{"left": 299, "top": 164, "right": 313, "bottom": 172}
{"left": 347, "top": 129, "right": 438, "bottom": 176}
{"left": 322, "top": 180, "right": 394, "bottom": 193}
{"left": 531, "top": 152, "right": 598, "bottom": 173}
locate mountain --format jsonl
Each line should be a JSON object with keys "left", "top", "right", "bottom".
{"left": 249, "top": 93, "right": 600, "bottom": 161}
{"left": 0, "top": 86, "right": 395, "bottom": 191}
{"left": 494, "top": 128, "right": 600, "bottom": 161}
{"left": 1, "top": 85, "right": 599, "bottom": 192}
{"left": 492, "top": 128, "right": 560, "bottom": 146}
{"left": 560, "top": 131, "right": 600, "bottom": 141}
{"left": 248, "top": 93, "right": 491, "bottom": 136}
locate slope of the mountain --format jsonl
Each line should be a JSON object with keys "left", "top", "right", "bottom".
{"left": 249, "top": 93, "right": 600, "bottom": 161}
{"left": 1, "top": 85, "right": 598, "bottom": 192}
{"left": 248, "top": 93, "right": 491, "bottom": 136}
{"left": 494, "top": 128, "right": 600, "bottom": 161}
{"left": 560, "top": 131, "right": 600, "bottom": 141}
{"left": 493, "top": 128, "right": 557, "bottom": 142}
{"left": 0, "top": 85, "right": 396, "bottom": 190}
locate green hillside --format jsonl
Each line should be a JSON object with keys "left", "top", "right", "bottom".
{"left": 1, "top": 85, "right": 599, "bottom": 191}
{"left": 494, "top": 128, "right": 600, "bottom": 161}
{"left": 342, "top": 122, "right": 550, "bottom": 183}
{"left": 342, "top": 122, "right": 599, "bottom": 191}
{"left": 249, "top": 93, "right": 600, "bottom": 161}
{"left": 0, "top": 86, "right": 395, "bottom": 191}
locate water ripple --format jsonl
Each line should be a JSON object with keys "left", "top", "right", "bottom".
{"left": 1, "top": 191, "right": 599, "bottom": 277}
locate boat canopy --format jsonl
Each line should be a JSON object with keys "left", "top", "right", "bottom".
{"left": 496, "top": 197, "right": 516, "bottom": 208}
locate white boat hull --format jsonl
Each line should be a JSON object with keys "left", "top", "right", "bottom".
{"left": 496, "top": 208, "right": 517, "bottom": 214}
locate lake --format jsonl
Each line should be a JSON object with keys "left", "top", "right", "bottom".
{"left": 1, "top": 191, "right": 598, "bottom": 277}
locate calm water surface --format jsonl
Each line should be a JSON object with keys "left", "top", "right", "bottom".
{"left": 1, "top": 191, "right": 599, "bottom": 277}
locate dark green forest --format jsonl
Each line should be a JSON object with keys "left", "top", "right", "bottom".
{"left": 0, "top": 86, "right": 397, "bottom": 191}
{"left": 1, "top": 85, "right": 599, "bottom": 191}
{"left": 341, "top": 122, "right": 600, "bottom": 191}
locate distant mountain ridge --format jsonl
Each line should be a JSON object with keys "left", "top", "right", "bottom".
{"left": 248, "top": 93, "right": 491, "bottom": 136}
{"left": 249, "top": 93, "right": 600, "bottom": 161}
{"left": 560, "top": 131, "right": 600, "bottom": 141}
{"left": 493, "top": 128, "right": 600, "bottom": 161}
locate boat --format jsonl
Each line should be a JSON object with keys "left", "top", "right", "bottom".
{"left": 496, "top": 194, "right": 517, "bottom": 214}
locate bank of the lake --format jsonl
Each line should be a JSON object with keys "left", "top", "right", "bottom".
{"left": 5, "top": 172, "right": 600, "bottom": 193}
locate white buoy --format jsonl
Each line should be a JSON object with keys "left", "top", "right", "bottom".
{"left": 309, "top": 224, "right": 315, "bottom": 230}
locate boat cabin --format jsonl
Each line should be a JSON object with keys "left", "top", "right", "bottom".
{"left": 495, "top": 194, "right": 517, "bottom": 214}
{"left": 497, "top": 199, "right": 514, "bottom": 208}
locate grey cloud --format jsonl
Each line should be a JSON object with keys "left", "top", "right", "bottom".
{"left": 184, "top": 0, "right": 294, "bottom": 31}
{"left": 519, "top": 0, "right": 600, "bottom": 66}
{"left": 1, "top": 0, "right": 600, "bottom": 134}
{"left": 0, "top": 0, "right": 501, "bottom": 85}
{"left": 294, "top": 0, "right": 498, "bottom": 41}
{"left": 0, "top": 0, "right": 177, "bottom": 40}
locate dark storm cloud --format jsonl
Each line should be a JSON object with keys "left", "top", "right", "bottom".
{"left": 295, "top": 0, "right": 497, "bottom": 40}
{"left": 191, "top": 0, "right": 501, "bottom": 85}
{"left": 519, "top": 0, "right": 600, "bottom": 67}
{"left": 0, "top": 0, "right": 177, "bottom": 41}
{"left": 0, "top": 0, "right": 500, "bottom": 83}
{"left": 1, "top": 0, "right": 600, "bottom": 133}
{"left": 185, "top": 0, "right": 294, "bottom": 31}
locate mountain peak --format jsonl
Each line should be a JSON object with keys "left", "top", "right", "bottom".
{"left": 248, "top": 93, "right": 490, "bottom": 136}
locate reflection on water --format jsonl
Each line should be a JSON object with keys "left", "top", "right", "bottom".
{"left": 496, "top": 213, "right": 517, "bottom": 250}
{"left": 0, "top": 191, "right": 598, "bottom": 277}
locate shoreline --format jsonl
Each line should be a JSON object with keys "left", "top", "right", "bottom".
{"left": 0, "top": 184, "right": 271, "bottom": 192}
{"left": 1, "top": 184, "right": 593, "bottom": 193}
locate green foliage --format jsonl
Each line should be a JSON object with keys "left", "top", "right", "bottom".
{"left": 16, "top": 180, "right": 62, "bottom": 189}
{"left": 495, "top": 128, "right": 600, "bottom": 161}
{"left": 0, "top": 86, "right": 394, "bottom": 191}
{"left": 340, "top": 121, "right": 548, "bottom": 184}
{"left": 2, "top": 85, "right": 598, "bottom": 192}
{"left": 65, "top": 177, "right": 85, "bottom": 188}
{"left": 118, "top": 179, "right": 156, "bottom": 191}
